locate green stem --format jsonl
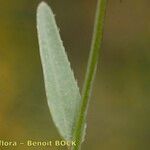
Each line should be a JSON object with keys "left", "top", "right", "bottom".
{"left": 72, "top": 0, "right": 107, "bottom": 150}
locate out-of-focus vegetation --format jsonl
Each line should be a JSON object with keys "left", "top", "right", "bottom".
{"left": 0, "top": 0, "right": 150, "bottom": 149}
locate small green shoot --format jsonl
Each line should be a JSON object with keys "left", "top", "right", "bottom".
{"left": 37, "top": 0, "right": 107, "bottom": 149}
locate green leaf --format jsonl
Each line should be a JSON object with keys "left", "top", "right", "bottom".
{"left": 37, "top": 2, "right": 81, "bottom": 140}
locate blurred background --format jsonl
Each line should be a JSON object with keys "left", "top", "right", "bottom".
{"left": 0, "top": 0, "right": 150, "bottom": 149}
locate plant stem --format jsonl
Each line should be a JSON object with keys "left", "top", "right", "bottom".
{"left": 72, "top": 0, "right": 107, "bottom": 150}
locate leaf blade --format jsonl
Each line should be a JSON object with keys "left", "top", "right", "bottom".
{"left": 37, "top": 2, "right": 81, "bottom": 140}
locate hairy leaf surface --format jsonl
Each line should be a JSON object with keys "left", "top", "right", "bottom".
{"left": 37, "top": 2, "right": 81, "bottom": 140}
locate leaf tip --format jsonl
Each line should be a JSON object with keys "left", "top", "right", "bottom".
{"left": 38, "top": 1, "right": 48, "bottom": 7}
{"left": 37, "top": 1, "right": 49, "bottom": 12}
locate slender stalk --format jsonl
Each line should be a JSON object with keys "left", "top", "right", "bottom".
{"left": 72, "top": 0, "right": 107, "bottom": 150}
